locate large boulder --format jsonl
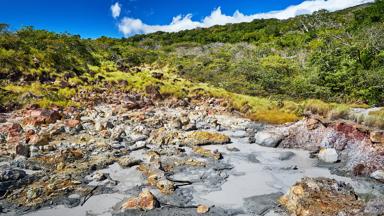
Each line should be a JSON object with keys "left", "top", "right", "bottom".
{"left": 254, "top": 131, "right": 283, "bottom": 147}
{"left": 279, "top": 177, "right": 364, "bottom": 216}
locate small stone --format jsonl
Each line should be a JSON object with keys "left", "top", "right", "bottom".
{"left": 197, "top": 205, "right": 209, "bottom": 214}
{"left": 318, "top": 148, "right": 338, "bottom": 163}
{"left": 27, "top": 187, "right": 42, "bottom": 200}
{"left": 370, "top": 170, "right": 384, "bottom": 182}
{"left": 156, "top": 179, "right": 175, "bottom": 194}
{"left": 193, "top": 146, "right": 222, "bottom": 160}
{"left": 121, "top": 189, "right": 159, "bottom": 210}
{"left": 92, "top": 172, "right": 107, "bottom": 181}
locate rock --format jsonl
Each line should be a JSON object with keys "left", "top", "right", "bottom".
{"left": 279, "top": 177, "right": 364, "bottom": 216}
{"left": 4, "top": 123, "right": 22, "bottom": 145}
{"left": 65, "top": 119, "right": 80, "bottom": 128}
{"left": 193, "top": 146, "right": 222, "bottom": 160}
{"left": 94, "top": 120, "right": 105, "bottom": 131}
{"left": 27, "top": 187, "right": 42, "bottom": 200}
{"left": 92, "top": 172, "right": 107, "bottom": 181}
{"left": 183, "top": 131, "right": 230, "bottom": 146}
{"left": 254, "top": 131, "right": 283, "bottom": 148}
{"left": 28, "top": 133, "right": 50, "bottom": 146}
{"left": 197, "top": 205, "right": 209, "bottom": 214}
{"left": 0, "top": 169, "right": 26, "bottom": 181}
{"left": 111, "top": 127, "right": 126, "bottom": 141}
{"left": 156, "top": 179, "right": 175, "bottom": 194}
{"left": 318, "top": 148, "right": 338, "bottom": 163}
{"left": 121, "top": 189, "right": 159, "bottom": 210}
{"left": 117, "top": 157, "right": 141, "bottom": 168}
{"left": 370, "top": 131, "right": 384, "bottom": 144}
{"left": 149, "top": 128, "right": 180, "bottom": 145}
{"left": 15, "top": 144, "right": 30, "bottom": 157}
{"left": 306, "top": 118, "right": 320, "bottom": 130}
{"left": 169, "top": 118, "right": 182, "bottom": 130}
{"left": 278, "top": 152, "right": 295, "bottom": 161}
{"left": 370, "top": 170, "right": 384, "bottom": 182}
{"left": 23, "top": 109, "right": 61, "bottom": 126}
{"left": 231, "top": 130, "right": 248, "bottom": 138}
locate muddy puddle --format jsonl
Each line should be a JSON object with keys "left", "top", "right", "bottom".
{"left": 23, "top": 129, "right": 380, "bottom": 216}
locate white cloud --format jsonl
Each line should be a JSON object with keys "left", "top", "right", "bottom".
{"left": 111, "top": 2, "right": 122, "bottom": 19}
{"left": 118, "top": 0, "right": 375, "bottom": 36}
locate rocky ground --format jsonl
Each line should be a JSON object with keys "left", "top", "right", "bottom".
{"left": 0, "top": 92, "right": 384, "bottom": 216}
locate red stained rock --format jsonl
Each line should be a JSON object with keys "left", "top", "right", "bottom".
{"left": 23, "top": 109, "right": 62, "bottom": 126}
{"left": 334, "top": 122, "right": 368, "bottom": 141}
{"left": 1, "top": 123, "right": 23, "bottom": 145}
{"left": 28, "top": 133, "right": 50, "bottom": 146}
{"left": 65, "top": 119, "right": 80, "bottom": 128}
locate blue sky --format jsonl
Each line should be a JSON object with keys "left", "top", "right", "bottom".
{"left": 0, "top": 0, "right": 374, "bottom": 38}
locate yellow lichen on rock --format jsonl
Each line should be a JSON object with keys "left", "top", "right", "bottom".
{"left": 184, "top": 131, "right": 230, "bottom": 146}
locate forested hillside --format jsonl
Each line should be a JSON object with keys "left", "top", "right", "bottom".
{"left": 127, "top": 0, "right": 384, "bottom": 104}
{"left": 0, "top": 0, "right": 383, "bottom": 119}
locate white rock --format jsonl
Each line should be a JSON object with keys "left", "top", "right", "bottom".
{"left": 318, "top": 148, "right": 338, "bottom": 163}
{"left": 370, "top": 170, "right": 384, "bottom": 182}
{"left": 254, "top": 131, "right": 283, "bottom": 147}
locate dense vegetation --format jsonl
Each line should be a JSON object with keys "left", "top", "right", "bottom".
{"left": 0, "top": 1, "right": 384, "bottom": 125}
{"left": 127, "top": 1, "right": 384, "bottom": 105}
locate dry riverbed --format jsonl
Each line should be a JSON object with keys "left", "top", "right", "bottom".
{"left": 0, "top": 94, "right": 383, "bottom": 215}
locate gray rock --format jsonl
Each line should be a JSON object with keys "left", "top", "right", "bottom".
{"left": 0, "top": 168, "right": 26, "bottom": 181}
{"left": 254, "top": 131, "right": 283, "bottom": 147}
